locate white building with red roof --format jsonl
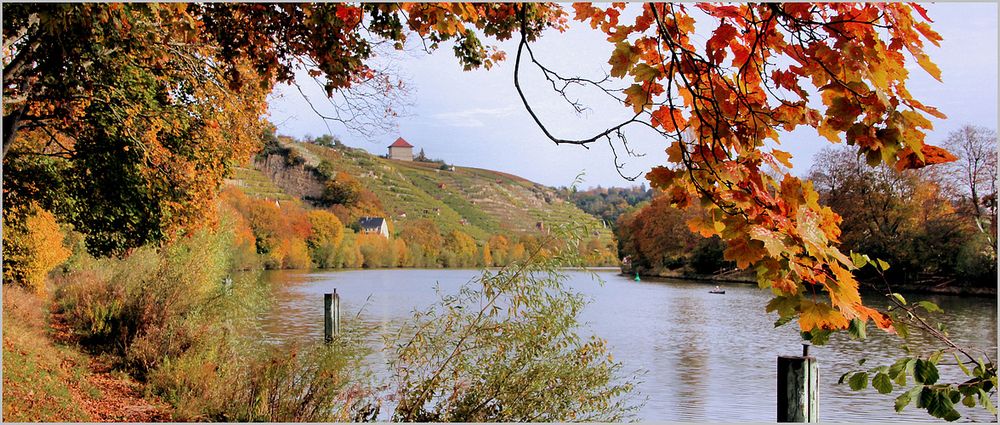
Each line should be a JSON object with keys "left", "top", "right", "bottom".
{"left": 387, "top": 137, "right": 414, "bottom": 161}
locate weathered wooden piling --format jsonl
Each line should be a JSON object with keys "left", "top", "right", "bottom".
{"left": 324, "top": 290, "right": 341, "bottom": 343}
{"left": 777, "top": 344, "right": 818, "bottom": 422}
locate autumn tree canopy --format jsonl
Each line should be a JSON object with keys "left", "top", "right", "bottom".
{"left": 2, "top": 3, "right": 566, "bottom": 255}
{"left": 4, "top": 3, "right": 991, "bottom": 418}
{"left": 0, "top": 0, "right": 958, "bottom": 322}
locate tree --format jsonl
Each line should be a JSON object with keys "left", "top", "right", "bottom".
{"left": 508, "top": 4, "right": 994, "bottom": 419}
{"left": 322, "top": 171, "right": 364, "bottom": 206}
{"left": 2, "top": 203, "right": 71, "bottom": 293}
{"left": 443, "top": 229, "right": 477, "bottom": 267}
{"left": 808, "top": 146, "right": 973, "bottom": 282}
{"left": 3, "top": 3, "right": 566, "bottom": 256}
{"left": 399, "top": 219, "right": 445, "bottom": 267}
{"left": 940, "top": 125, "right": 998, "bottom": 251}
{"left": 391, "top": 232, "right": 638, "bottom": 421}
{"left": 307, "top": 209, "right": 345, "bottom": 269}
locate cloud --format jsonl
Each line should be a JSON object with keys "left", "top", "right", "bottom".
{"left": 431, "top": 106, "right": 517, "bottom": 128}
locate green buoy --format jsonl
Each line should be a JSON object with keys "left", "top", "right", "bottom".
{"left": 634, "top": 272, "right": 641, "bottom": 282}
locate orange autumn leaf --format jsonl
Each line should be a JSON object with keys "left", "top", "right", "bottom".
{"left": 723, "top": 236, "right": 767, "bottom": 269}
{"left": 895, "top": 144, "right": 958, "bottom": 170}
{"left": 798, "top": 299, "right": 851, "bottom": 331}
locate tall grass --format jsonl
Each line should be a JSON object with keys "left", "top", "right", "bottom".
{"left": 53, "top": 206, "right": 375, "bottom": 421}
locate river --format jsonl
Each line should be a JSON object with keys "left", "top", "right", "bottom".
{"left": 257, "top": 268, "right": 997, "bottom": 422}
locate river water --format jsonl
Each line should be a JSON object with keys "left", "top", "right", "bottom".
{"left": 257, "top": 268, "right": 997, "bottom": 422}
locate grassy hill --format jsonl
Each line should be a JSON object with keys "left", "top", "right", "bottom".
{"left": 229, "top": 139, "right": 614, "bottom": 246}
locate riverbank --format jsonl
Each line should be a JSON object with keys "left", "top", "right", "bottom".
{"left": 2, "top": 287, "right": 173, "bottom": 422}
{"left": 624, "top": 270, "right": 996, "bottom": 297}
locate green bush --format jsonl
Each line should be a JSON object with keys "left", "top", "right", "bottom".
{"left": 389, "top": 225, "right": 639, "bottom": 421}
{"left": 148, "top": 335, "right": 375, "bottom": 421}
{"left": 56, "top": 225, "right": 232, "bottom": 375}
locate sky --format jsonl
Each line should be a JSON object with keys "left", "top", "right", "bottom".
{"left": 268, "top": 3, "right": 999, "bottom": 189}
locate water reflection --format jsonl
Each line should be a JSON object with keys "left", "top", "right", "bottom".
{"left": 257, "top": 269, "right": 997, "bottom": 422}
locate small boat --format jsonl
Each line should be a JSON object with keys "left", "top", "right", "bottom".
{"left": 709, "top": 290, "right": 726, "bottom": 294}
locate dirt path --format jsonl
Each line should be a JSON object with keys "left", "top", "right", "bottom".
{"left": 50, "top": 311, "right": 174, "bottom": 422}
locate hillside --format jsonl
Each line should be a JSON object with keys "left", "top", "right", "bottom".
{"left": 226, "top": 138, "right": 616, "bottom": 247}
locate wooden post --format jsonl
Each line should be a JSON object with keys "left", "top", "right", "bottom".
{"left": 332, "top": 289, "right": 341, "bottom": 337}
{"left": 778, "top": 344, "right": 818, "bottom": 422}
{"left": 324, "top": 293, "right": 333, "bottom": 343}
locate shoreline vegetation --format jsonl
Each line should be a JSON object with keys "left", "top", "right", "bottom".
{"left": 622, "top": 271, "right": 997, "bottom": 297}
{"left": 3, "top": 211, "right": 639, "bottom": 421}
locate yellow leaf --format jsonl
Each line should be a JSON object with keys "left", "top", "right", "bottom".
{"left": 609, "top": 42, "right": 637, "bottom": 78}
{"left": 915, "top": 52, "right": 942, "bottom": 82}
{"left": 799, "top": 299, "right": 850, "bottom": 331}
{"left": 748, "top": 226, "right": 787, "bottom": 257}
{"left": 817, "top": 121, "right": 841, "bottom": 143}
{"left": 772, "top": 149, "right": 793, "bottom": 168}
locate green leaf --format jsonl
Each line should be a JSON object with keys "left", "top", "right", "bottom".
{"left": 876, "top": 258, "right": 890, "bottom": 271}
{"left": 954, "top": 353, "right": 971, "bottom": 376}
{"left": 980, "top": 388, "right": 997, "bottom": 414}
{"left": 962, "top": 394, "right": 976, "bottom": 408}
{"left": 896, "top": 322, "right": 910, "bottom": 339}
{"left": 916, "top": 300, "right": 942, "bottom": 313}
{"left": 928, "top": 350, "right": 943, "bottom": 364}
{"left": 849, "top": 372, "right": 869, "bottom": 391}
{"left": 850, "top": 251, "right": 869, "bottom": 268}
{"left": 888, "top": 357, "right": 909, "bottom": 380}
{"left": 926, "top": 390, "right": 961, "bottom": 421}
{"left": 872, "top": 373, "right": 893, "bottom": 394}
{"left": 891, "top": 292, "right": 907, "bottom": 305}
{"left": 895, "top": 386, "right": 921, "bottom": 412}
{"left": 915, "top": 359, "right": 939, "bottom": 385}
{"left": 774, "top": 314, "right": 794, "bottom": 328}
{"left": 858, "top": 358, "right": 868, "bottom": 366}
{"left": 848, "top": 318, "right": 867, "bottom": 340}
{"left": 838, "top": 371, "right": 851, "bottom": 385}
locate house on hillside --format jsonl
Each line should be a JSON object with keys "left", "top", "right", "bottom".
{"left": 388, "top": 137, "right": 414, "bottom": 161}
{"left": 358, "top": 217, "right": 389, "bottom": 237}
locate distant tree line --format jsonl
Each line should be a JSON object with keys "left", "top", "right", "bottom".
{"left": 617, "top": 125, "right": 997, "bottom": 289}
{"left": 557, "top": 185, "right": 655, "bottom": 230}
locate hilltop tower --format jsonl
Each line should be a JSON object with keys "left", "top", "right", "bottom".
{"left": 388, "top": 137, "right": 414, "bottom": 161}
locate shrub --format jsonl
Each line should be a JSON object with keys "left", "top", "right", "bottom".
{"left": 390, "top": 227, "right": 639, "bottom": 421}
{"left": 2, "top": 204, "right": 71, "bottom": 293}
{"left": 145, "top": 310, "right": 376, "bottom": 421}
{"left": 307, "top": 210, "right": 344, "bottom": 268}
{"left": 56, "top": 223, "right": 233, "bottom": 375}
{"left": 335, "top": 231, "right": 364, "bottom": 268}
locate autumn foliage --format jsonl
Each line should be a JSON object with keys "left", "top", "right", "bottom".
{"left": 2, "top": 204, "right": 71, "bottom": 293}
{"left": 558, "top": 3, "right": 955, "bottom": 336}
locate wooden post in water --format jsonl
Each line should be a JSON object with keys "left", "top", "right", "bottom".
{"left": 324, "top": 290, "right": 341, "bottom": 343}
{"left": 333, "top": 289, "right": 341, "bottom": 336}
{"left": 777, "top": 344, "right": 818, "bottom": 422}
{"left": 324, "top": 293, "right": 333, "bottom": 343}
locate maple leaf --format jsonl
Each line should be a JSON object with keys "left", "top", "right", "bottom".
{"left": 748, "top": 226, "right": 788, "bottom": 258}
{"left": 796, "top": 206, "right": 829, "bottom": 260}
{"left": 895, "top": 144, "right": 957, "bottom": 170}
{"left": 608, "top": 41, "right": 638, "bottom": 78}
{"left": 705, "top": 23, "right": 738, "bottom": 64}
{"left": 724, "top": 236, "right": 767, "bottom": 269}
{"left": 799, "top": 299, "right": 850, "bottom": 331}
{"left": 771, "top": 149, "right": 793, "bottom": 168}
{"left": 645, "top": 166, "right": 676, "bottom": 189}
{"left": 665, "top": 140, "right": 685, "bottom": 163}
{"left": 650, "top": 106, "right": 685, "bottom": 132}
{"left": 623, "top": 84, "right": 648, "bottom": 113}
